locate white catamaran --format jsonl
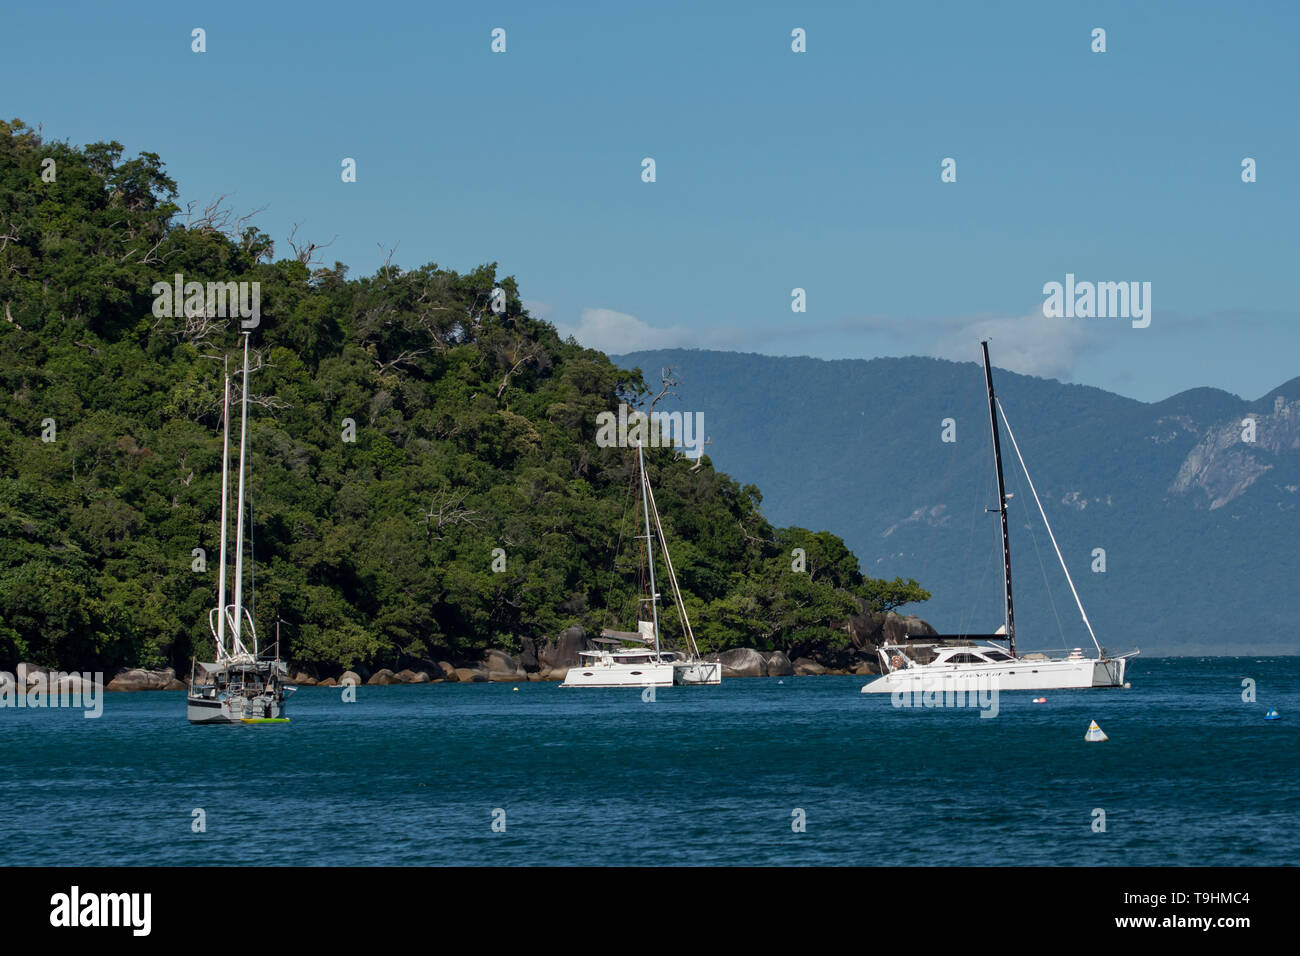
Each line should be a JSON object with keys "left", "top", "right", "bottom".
{"left": 563, "top": 441, "right": 721, "bottom": 688}
{"left": 187, "top": 334, "right": 293, "bottom": 724}
{"left": 861, "top": 341, "right": 1136, "bottom": 695}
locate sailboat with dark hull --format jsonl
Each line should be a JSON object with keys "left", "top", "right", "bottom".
{"left": 861, "top": 341, "right": 1136, "bottom": 694}
{"left": 187, "top": 335, "right": 293, "bottom": 724}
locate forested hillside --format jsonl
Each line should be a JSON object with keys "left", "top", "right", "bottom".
{"left": 0, "top": 120, "right": 925, "bottom": 674}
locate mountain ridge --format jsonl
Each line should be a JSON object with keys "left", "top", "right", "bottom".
{"left": 614, "top": 348, "right": 1300, "bottom": 655}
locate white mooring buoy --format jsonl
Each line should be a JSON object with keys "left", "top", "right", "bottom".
{"left": 1084, "top": 719, "right": 1108, "bottom": 742}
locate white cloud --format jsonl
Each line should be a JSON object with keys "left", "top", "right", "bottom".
{"left": 556, "top": 308, "right": 704, "bottom": 353}
{"left": 928, "top": 312, "right": 1093, "bottom": 380}
{"left": 552, "top": 305, "right": 1099, "bottom": 381}
{"left": 522, "top": 299, "right": 554, "bottom": 319}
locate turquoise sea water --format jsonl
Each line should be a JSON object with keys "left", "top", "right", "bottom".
{"left": 1, "top": 657, "right": 1296, "bottom": 866}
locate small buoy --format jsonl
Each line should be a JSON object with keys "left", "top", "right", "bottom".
{"left": 1265, "top": 708, "right": 1281, "bottom": 720}
{"left": 1032, "top": 697, "right": 1046, "bottom": 704}
{"left": 512, "top": 687, "right": 519, "bottom": 692}
{"left": 778, "top": 680, "right": 784, "bottom": 685}
{"left": 1084, "top": 719, "right": 1108, "bottom": 742}
{"left": 1123, "top": 682, "right": 1131, "bottom": 689}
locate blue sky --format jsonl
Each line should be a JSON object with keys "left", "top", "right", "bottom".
{"left": 7, "top": 0, "right": 1298, "bottom": 401}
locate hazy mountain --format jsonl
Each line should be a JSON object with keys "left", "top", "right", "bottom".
{"left": 614, "top": 349, "right": 1300, "bottom": 655}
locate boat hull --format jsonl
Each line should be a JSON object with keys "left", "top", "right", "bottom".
{"left": 673, "top": 661, "right": 721, "bottom": 685}
{"left": 860, "top": 656, "right": 1126, "bottom": 694}
{"left": 561, "top": 662, "right": 676, "bottom": 688}
{"left": 187, "top": 694, "right": 286, "bottom": 724}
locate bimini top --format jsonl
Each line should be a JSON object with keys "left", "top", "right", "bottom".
{"left": 578, "top": 648, "right": 683, "bottom": 661}
{"left": 885, "top": 644, "right": 1016, "bottom": 666}
{"left": 196, "top": 659, "right": 288, "bottom": 677}
{"left": 599, "top": 628, "right": 653, "bottom": 644}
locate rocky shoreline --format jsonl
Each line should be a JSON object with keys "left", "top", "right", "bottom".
{"left": 3, "top": 612, "right": 939, "bottom": 691}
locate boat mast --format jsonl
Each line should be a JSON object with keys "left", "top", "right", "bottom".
{"left": 981, "top": 341, "right": 1016, "bottom": 658}
{"left": 216, "top": 361, "right": 231, "bottom": 662}
{"left": 643, "top": 469, "right": 703, "bottom": 661}
{"left": 232, "top": 333, "right": 252, "bottom": 658}
{"left": 636, "top": 441, "right": 662, "bottom": 661}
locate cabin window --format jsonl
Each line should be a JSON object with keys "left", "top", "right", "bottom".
{"left": 947, "top": 653, "right": 986, "bottom": 664}
{"left": 984, "top": 651, "right": 1011, "bottom": 662}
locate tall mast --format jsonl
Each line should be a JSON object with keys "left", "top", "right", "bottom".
{"left": 643, "top": 466, "right": 702, "bottom": 660}
{"left": 232, "top": 333, "right": 251, "bottom": 654}
{"left": 981, "top": 341, "right": 1016, "bottom": 658}
{"left": 637, "top": 442, "right": 662, "bottom": 661}
{"left": 216, "top": 361, "right": 231, "bottom": 659}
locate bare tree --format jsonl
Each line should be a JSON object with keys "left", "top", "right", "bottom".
{"left": 184, "top": 195, "right": 268, "bottom": 242}
{"left": 649, "top": 366, "right": 679, "bottom": 415}
{"left": 497, "top": 343, "right": 544, "bottom": 398}
{"left": 286, "top": 222, "right": 339, "bottom": 283}
{"left": 155, "top": 306, "right": 228, "bottom": 347}
{"left": 194, "top": 347, "right": 292, "bottom": 417}
{"left": 0, "top": 214, "right": 19, "bottom": 252}
{"left": 377, "top": 240, "right": 401, "bottom": 280}
{"left": 118, "top": 229, "right": 176, "bottom": 266}
{"left": 374, "top": 347, "right": 432, "bottom": 374}
{"left": 736, "top": 514, "right": 766, "bottom": 544}
{"left": 690, "top": 436, "right": 713, "bottom": 472}
{"left": 421, "top": 491, "right": 485, "bottom": 542}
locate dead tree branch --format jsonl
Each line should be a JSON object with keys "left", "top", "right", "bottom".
{"left": 422, "top": 491, "right": 485, "bottom": 542}
{"left": 690, "top": 436, "right": 713, "bottom": 472}
{"left": 650, "top": 366, "right": 678, "bottom": 414}
{"left": 497, "top": 344, "right": 543, "bottom": 398}
{"left": 287, "top": 222, "right": 338, "bottom": 271}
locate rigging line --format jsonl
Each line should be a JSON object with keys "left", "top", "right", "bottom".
{"left": 996, "top": 398, "right": 1103, "bottom": 656}
{"left": 248, "top": 474, "right": 255, "bottom": 646}
{"left": 637, "top": 457, "right": 650, "bottom": 621}
{"left": 643, "top": 466, "right": 700, "bottom": 659}
{"left": 1005, "top": 434, "right": 1067, "bottom": 650}
{"left": 245, "top": 382, "right": 257, "bottom": 656}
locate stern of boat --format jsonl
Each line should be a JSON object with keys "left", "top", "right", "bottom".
{"left": 187, "top": 695, "right": 235, "bottom": 724}
{"left": 1091, "top": 654, "right": 1132, "bottom": 688}
{"left": 673, "top": 661, "right": 721, "bottom": 685}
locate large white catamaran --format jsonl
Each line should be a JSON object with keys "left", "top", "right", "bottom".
{"left": 861, "top": 341, "right": 1136, "bottom": 695}
{"left": 563, "top": 441, "right": 721, "bottom": 687}
{"left": 187, "top": 335, "right": 293, "bottom": 723}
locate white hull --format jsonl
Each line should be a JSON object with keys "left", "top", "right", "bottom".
{"left": 187, "top": 692, "right": 286, "bottom": 723}
{"left": 861, "top": 655, "right": 1126, "bottom": 694}
{"left": 673, "top": 661, "right": 721, "bottom": 685}
{"left": 562, "top": 662, "right": 676, "bottom": 688}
